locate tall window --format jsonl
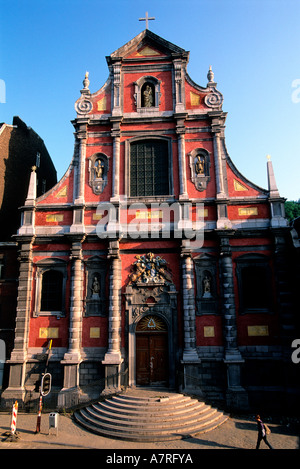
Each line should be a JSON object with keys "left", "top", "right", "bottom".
{"left": 40, "top": 270, "right": 63, "bottom": 312}
{"left": 236, "top": 254, "right": 273, "bottom": 314}
{"left": 34, "top": 259, "right": 66, "bottom": 317}
{"left": 130, "top": 139, "right": 169, "bottom": 197}
{"left": 241, "top": 266, "right": 268, "bottom": 310}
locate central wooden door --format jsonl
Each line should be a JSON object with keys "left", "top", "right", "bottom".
{"left": 135, "top": 316, "right": 169, "bottom": 386}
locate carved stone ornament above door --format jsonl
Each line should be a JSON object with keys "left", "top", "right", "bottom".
{"left": 128, "top": 252, "right": 173, "bottom": 285}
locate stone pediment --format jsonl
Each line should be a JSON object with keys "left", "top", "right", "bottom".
{"left": 107, "top": 29, "right": 189, "bottom": 64}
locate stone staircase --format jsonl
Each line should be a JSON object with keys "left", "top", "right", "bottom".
{"left": 74, "top": 388, "right": 229, "bottom": 441}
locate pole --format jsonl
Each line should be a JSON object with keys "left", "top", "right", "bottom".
{"left": 35, "top": 339, "right": 52, "bottom": 433}
{"left": 10, "top": 400, "right": 18, "bottom": 435}
{"left": 35, "top": 394, "right": 43, "bottom": 433}
{"left": 45, "top": 339, "right": 52, "bottom": 372}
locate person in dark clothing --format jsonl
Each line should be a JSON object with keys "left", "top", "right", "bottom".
{"left": 255, "top": 414, "right": 273, "bottom": 449}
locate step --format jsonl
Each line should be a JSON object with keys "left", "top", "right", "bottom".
{"left": 90, "top": 401, "right": 209, "bottom": 423}
{"left": 84, "top": 404, "right": 216, "bottom": 428}
{"left": 77, "top": 407, "right": 221, "bottom": 435}
{"left": 73, "top": 390, "right": 229, "bottom": 442}
{"left": 98, "top": 394, "right": 203, "bottom": 414}
{"left": 74, "top": 409, "right": 229, "bottom": 442}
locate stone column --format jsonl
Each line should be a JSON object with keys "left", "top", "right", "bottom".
{"left": 58, "top": 241, "right": 83, "bottom": 408}
{"left": 112, "top": 61, "right": 121, "bottom": 116}
{"left": 74, "top": 130, "right": 87, "bottom": 205}
{"left": 2, "top": 238, "right": 34, "bottom": 404}
{"left": 180, "top": 242, "right": 200, "bottom": 393}
{"left": 102, "top": 241, "right": 123, "bottom": 393}
{"left": 109, "top": 121, "right": 122, "bottom": 239}
{"left": 176, "top": 118, "right": 188, "bottom": 200}
{"left": 210, "top": 113, "right": 232, "bottom": 229}
{"left": 111, "top": 125, "right": 121, "bottom": 202}
{"left": 219, "top": 235, "right": 249, "bottom": 410}
{"left": 71, "top": 127, "right": 86, "bottom": 233}
{"left": 212, "top": 125, "right": 226, "bottom": 199}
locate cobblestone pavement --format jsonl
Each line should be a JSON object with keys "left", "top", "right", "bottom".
{"left": 0, "top": 411, "right": 299, "bottom": 452}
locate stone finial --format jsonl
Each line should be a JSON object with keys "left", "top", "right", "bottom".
{"left": 207, "top": 65, "right": 214, "bottom": 84}
{"left": 24, "top": 164, "right": 37, "bottom": 206}
{"left": 83, "top": 71, "right": 90, "bottom": 90}
{"left": 266, "top": 154, "right": 280, "bottom": 198}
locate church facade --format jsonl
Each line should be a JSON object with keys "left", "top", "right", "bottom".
{"left": 2, "top": 30, "right": 297, "bottom": 412}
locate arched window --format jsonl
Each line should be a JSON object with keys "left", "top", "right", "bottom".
{"left": 34, "top": 259, "right": 67, "bottom": 317}
{"left": 40, "top": 270, "right": 63, "bottom": 312}
{"left": 235, "top": 254, "right": 273, "bottom": 314}
{"left": 129, "top": 139, "right": 170, "bottom": 197}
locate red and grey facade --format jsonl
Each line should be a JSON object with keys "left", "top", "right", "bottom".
{"left": 2, "top": 30, "right": 297, "bottom": 412}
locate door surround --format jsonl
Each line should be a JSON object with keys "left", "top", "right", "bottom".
{"left": 136, "top": 315, "right": 169, "bottom": 386}
{"left": 125, "top": 282, "right": 178, "bottom": 388}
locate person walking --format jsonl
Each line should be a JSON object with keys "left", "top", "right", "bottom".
{"left": 255, "top": 414, "right": 273, "bottom": 449}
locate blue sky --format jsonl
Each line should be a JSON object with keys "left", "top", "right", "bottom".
{"left": 1, "top": 0, "right": 299, "bottom": 201}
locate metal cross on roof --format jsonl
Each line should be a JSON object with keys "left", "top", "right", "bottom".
{"left": 139, "top": 11, "right": 155, "bottom": 29}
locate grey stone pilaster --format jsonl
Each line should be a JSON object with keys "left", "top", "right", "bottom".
{"left": 2, "top": 239, "right": 34, "bottom": 403}
{"left": 210, "top": 113, "right": 232, "bottom": 229}
{"left": 74, "top": 131, "right": 87, "bottom": 205}
{"left": 58, "top": 241, "right": 84, "bottom": 407}
{"left": 64, "top": 241, "right": 84, "bottom": 362}
{"left": 112, "top": 61, "right": 122, "bottom": 116}
{"left": 110, "top": 119, "right": 122, "bottom": 203}
{"left": 71, "top": 126, "right": 87, "bottom": 233}
{"left": 176, "top": 118, "right": 188, "bottom": 200}
{"left": 102, "top": 241, "right": 123, "bottom": 393}
{"left": 219, "top": 235, "right": 249, "bottom": 410}
{"left": 181, "top": 242, "right": 199, "bottom": 362}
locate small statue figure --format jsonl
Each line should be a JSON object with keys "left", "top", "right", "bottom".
{"left": 202, "top": 273, "right": 212, "bottom": 298}
{"left": 143, "top": 85, "right": 154, "bottom": 107}
{"left": 195, "top": 155, "right": 205, "bottom": 175}
{"left": 91, "top": 276, "right": 100, "bottom": 297}
{"left": 94, "top": 160, "right": 104, "bottom": 179}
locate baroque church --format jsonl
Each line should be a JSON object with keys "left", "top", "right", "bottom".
{"left": 2, "top": 28, "right": 298, "bottom": 412}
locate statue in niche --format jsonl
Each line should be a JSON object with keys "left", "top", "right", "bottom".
{"left": 143, "top": 84, "right": 154, "bottom": 107}
{"left": 195, "top": 155, "right": 205, "bottom": 175}
{"left": 202, "top": 272, "right": 212, "bottom": 298}
{"left": 94, "top": 159, "right": 104, "bottom": 179}
{"left": 91, "top": 276, "right": 101, "bottom": 298}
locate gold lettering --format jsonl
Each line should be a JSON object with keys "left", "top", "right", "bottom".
{"left": 248, "top": 326, "right": 269, "bottom": 336}
{"left": 39, "top": 327, "right": 59, "bottom": 339}
{"left": 46, "top": 214, "right": 64, "bottom": 222}
{"left": 238, "top": 207, "right": 258, "bottom": 216}
{"left": 90, "top": 327, "right": 100, "bottom": 338}
{"left": 204, "top": 326, "right": 215, "bottom": 337}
